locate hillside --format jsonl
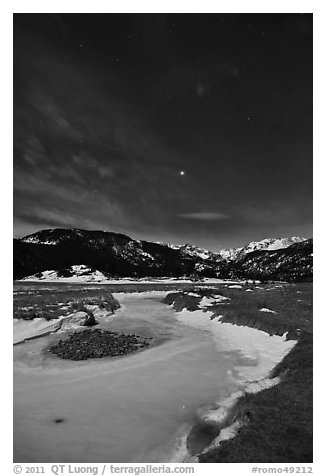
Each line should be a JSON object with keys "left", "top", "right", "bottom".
{"left": 226, "top": 239, "right": 313, "bottom": 282}
{"left": 13, "top": 228, "right": 313, "bottom": 282}
{"left": 14, "top": 228, "right": 225, "bottom": 280}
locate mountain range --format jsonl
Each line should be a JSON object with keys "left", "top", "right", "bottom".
{"left": 13, "top": 228, "right": 313, "bottom": 282}
{"left": 219, "top": 236, "right": 306, "bottom": 261}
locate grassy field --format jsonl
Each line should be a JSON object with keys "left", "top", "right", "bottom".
{"left": 13, "top": 281, "right": 210, "bottom": 321}
{"left": 13, "top": 283, "right": 121, "bottom": 321}
{"left": 165, "top": 282, "right": 312, "bottom": 337}
{"left": 163, "top": 282, "right": 313, "bottom": 463}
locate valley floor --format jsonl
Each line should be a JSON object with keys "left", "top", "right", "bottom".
{"left": 13, "top": 280, "right": 313, "bottom": 463}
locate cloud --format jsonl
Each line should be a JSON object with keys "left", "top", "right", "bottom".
{"left": 98, "top": 166, "right": 114, "bottom": 179}
{"left": 177, "top": 212, "right": 229, "bottom": 220}
{"left": 14, "top": 26, "right": 214, "bottom": 240}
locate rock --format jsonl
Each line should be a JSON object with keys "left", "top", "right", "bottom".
{"left": 83, "top": 312, "right": 97, "bottom": 327}
{"left": 61, "top": 311, "right": 97, "bottom": 329}
{"left": 187, "top": 420, "right": 221, "bottom": 455}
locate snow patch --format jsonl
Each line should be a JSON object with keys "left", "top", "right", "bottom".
{"left": 260, "top": 307, "right": 277, "bottom": 314}
{"left": 197, "top": 295, "right": 229, "bottom": 310}
{"left": 21, "top": 272, "right": 235, "bottom": 285}
{"left": 22, "top": 265, "right": 109, "bottom": 283}
{"left": 198, "top": 297, "right": 215, "bottom": 308}
{"left": 211, "top": 420, "right": 243, "bottom": 445}
{"left": 21, "top": 237, "right": 58, "bottom": 245}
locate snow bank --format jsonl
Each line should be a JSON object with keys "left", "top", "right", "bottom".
{"left": 13, "top": 318, "right": 64, "bottom": 345}
{"left": 197, "top": 375, "right": 282, "bottom": 457}
{"left": 198, "top": 375, "right": 280, "bottom": 428}
{"left": 14, "top": 303, "right": 118, "bottom": 344}
{"left": 203, "top": 420, "right": 243, "bottom": 456}
{"left": 175, "top": 308, "right": 295, "bottom": 382}
{"left": 171, "top": 305, "right": 297, "bottom": 460}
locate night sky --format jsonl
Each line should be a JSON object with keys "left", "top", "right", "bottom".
{"left": 13, "top": 13, "right": 313, "bottom": 251}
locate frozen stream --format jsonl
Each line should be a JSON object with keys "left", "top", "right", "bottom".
{"left": 14, "top": 291, "right": 239, "bottom": 463}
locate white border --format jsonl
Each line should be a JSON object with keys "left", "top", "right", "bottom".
{"left": 3, "top": 1, "right": 322, "bottom": 473}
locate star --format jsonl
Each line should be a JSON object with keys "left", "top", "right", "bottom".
{"left": 179, "top": 170, "right": 185, "bottom": 176}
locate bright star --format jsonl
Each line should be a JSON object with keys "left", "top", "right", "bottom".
{"left": 179, "top": 170, "right": 185, "bottom": 176}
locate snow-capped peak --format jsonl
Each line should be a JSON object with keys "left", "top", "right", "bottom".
{"left": 220, "top": 236, "right": 307, "bottom": 261}
{"left": 162, "top": 242, "right": 223, "bottom": 261}
{"left": 219, "top": 246, "right": 243, "bottom": 261}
